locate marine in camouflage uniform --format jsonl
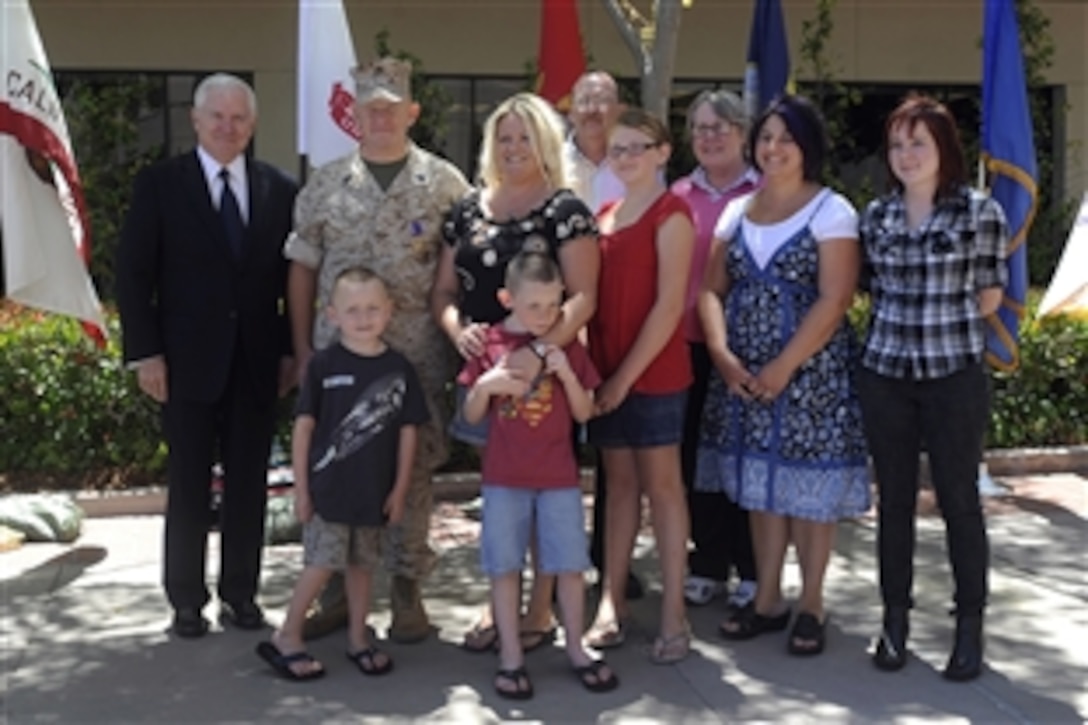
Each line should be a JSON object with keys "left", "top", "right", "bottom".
{"left": 284, "top": 58, "right": 469, "bottom": 642}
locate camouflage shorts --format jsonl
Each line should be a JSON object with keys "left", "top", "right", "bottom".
{"left": 303, "top": 514, "right": 383, "bottom": 570}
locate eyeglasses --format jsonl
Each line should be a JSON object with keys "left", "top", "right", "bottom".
{"left": 691, "top": 122, "right": 733, "bottom": 138}
{"left": 573, "top": 95, "right": 616, "bottom": 112}
{"left": 607, "top": 141, "right": 660, "bottom": 160}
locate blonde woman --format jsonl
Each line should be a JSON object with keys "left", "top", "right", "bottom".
{"left": 430, "top": 93, "right": 600, "bottom": 690}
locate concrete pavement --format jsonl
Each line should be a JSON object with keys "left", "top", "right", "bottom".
{"left": 1, "top": 472, "right": 1085, "bottom": 723}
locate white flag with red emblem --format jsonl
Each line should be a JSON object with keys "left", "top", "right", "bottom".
{"left": 1, "top": 0, "right": 106, "bottom": 343}
{"left": 297, "top": 0, "right": 360, "bottom": 168}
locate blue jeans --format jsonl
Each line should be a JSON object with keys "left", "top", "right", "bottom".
{"left": 480, "top": 485, "right": 590, "bottom": 577}
{"left": 448, "top": 383, "right": 489, "bottom": 448}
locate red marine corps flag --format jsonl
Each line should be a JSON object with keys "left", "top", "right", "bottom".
{"left": 297, "top": 0, "right": 360, "bottom": 168}
{"left": 0, "top": 0, "right": 105, "bottom": 343}
{"left": 535, "top": 0, "right": 586, "bottom": 112}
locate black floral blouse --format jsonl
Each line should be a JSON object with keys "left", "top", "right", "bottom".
{"left": 441, "top": 188, "right": 597, "bottom": 325}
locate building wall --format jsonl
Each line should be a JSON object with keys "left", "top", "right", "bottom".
{"left": 34, "top": 0, "right": 1087, "bottom": 196}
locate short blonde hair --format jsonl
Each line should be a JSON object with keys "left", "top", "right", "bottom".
{"left": 477, "top": 93, "right": 569, "bottom": 190}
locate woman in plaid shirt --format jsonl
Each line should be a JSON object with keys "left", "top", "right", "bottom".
{"left": 857, "top": 94, "right": 1009, "bottom": 683}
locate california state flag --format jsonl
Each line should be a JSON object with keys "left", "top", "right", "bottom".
{"left": 297, "top": 0, "right": 360, "bottom": 168}
{"left": 0, "top": 0, "right": 105, "bottom": 342}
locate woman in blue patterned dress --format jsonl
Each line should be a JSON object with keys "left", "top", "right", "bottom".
{"left": 694, "top": 94, "right": 870, "bottom": 656}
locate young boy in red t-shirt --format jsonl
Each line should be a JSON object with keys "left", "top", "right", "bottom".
{"left": 460, "top": 251, "right": 619, "bottom": 701}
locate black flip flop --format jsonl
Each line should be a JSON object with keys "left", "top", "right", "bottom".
{"left": 719, "top": 603, "right": 791, "bottom": 641}
{"left": 787, "top": 612, "right": 827, "bottom": 656}
{"left": 346, "top": 647, "right": 394, "bottom": 676}
{"left": 494, "top": 666, "right": 534, "bottom": 700}
{"left": 573, "top": 659, "right": 619, "bottom": 693}
{"left": 255, "top": 641, "right": 326, "bottom": 682}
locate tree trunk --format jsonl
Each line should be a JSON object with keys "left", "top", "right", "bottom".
{"left": 645, "top": 0, "right": 682, "bottom": 121}
{"left": 601, "top": 0, "right": 684, "bottom": 122}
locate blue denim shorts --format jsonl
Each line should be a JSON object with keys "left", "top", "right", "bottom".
{"left": 480, "top": 485, "right": 590, "bottom": 577}
{"left": 588, "top": 390, "right": 688, "bottom": 448}
{"left": 448, "top": 383, "right": 489, "bottom": 448}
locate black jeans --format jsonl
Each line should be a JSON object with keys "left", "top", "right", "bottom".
{"left": 856, "top": 363, "right": 990, "bottom": 616}
{"left": 681, "top": 342, "right": 754, "bottom": 582}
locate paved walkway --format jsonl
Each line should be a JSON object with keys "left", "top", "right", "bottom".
{"left": 1, "top": 473, "right": 1085, "bottom": 723}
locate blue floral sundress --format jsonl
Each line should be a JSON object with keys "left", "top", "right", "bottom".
{"left": 694, "top": 193, "right": 870, "bottom": 522}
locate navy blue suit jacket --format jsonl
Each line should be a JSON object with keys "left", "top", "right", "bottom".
{"left": 116, "top": 150, "right": 297, "bottom": 404}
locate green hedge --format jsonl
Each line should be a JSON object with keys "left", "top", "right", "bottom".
{"left": 0, "top": 307, "right": 165, "bottom": 485}
{"left": 989, "top": 306, "right": 1088, "bottom": 447}
{"left": 1, "top": 298, "right": 1084, "bottom": 490}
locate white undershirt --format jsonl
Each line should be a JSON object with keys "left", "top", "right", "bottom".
{"left": 714, "top": 189, "right": 858, "bottom": 268}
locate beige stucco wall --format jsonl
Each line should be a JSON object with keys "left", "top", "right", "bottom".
{"left": 33, "top": 0, "right": 1087, "bottom": 196}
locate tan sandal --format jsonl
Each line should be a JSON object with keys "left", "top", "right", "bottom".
{"left": 650, "top": 622, "right": 691, "bottom": 665}
{"left": 585, "top": 620, "right": 627, "bottom": 650}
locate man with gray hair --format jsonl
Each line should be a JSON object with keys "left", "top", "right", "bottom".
{"left": 117, "top": 73, "right": 298, "bottom": 638}
{"left": 562, "top": 71, "right": 645, "bottom": 601}
{"left": 285, "top": 57, "right": 469, "bottom": 643}
{"left": 564, "top": 71, "right": 624, "bottom": 213}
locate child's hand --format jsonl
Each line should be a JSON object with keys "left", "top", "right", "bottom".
{"left": 480, "top": 361, "right": 530, "bottom": 398}
{"left": 544, "top": 345, "right": 573, "bottom": 379}
{"left": 383, "top": 491, "right": 406, "bottom": 524}
{"left": 506, "top": 345, "right": 544, "bottom": 380}
{"left": 294, "top": 488, "right": 314, "bottom": 523}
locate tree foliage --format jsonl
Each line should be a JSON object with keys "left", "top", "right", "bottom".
{"left": 795, "top": 0, "right": 865, "bottom": 201}
{"left": 60, "top": 75, "right": 163, "bottom": 303}
{"left": 1013, "top": 0, "right": 1077, "bottom": 286}
{"left": 374, "top": 28, "right": 451, "bottom": 154}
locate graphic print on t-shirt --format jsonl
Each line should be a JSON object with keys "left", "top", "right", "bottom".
{"left": 313, "top": 372, "right": 406, "bottom": 472}
{"left": 499, "top": 375, "right": 554, "bottom": 427}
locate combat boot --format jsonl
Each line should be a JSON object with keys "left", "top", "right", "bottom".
{"left": 302, "top": 574, "right": 349, "bottom": 640}
{"left": 389, "top": 574, "right": 430, "bottom": 643}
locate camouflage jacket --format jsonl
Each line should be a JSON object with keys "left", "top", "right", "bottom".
{"left": 285, "top": 144, "right": 470, "bottom": 470}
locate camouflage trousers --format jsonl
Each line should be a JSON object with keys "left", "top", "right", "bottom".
{"left": 381, "top": 461, "right": 436, "bottom": 580}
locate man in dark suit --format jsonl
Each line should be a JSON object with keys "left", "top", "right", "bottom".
{"left": 116, "top": 74, "right": 297, "bottom": 638}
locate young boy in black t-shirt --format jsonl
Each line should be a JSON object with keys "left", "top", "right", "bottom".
{"left": 257, "top": 267, "right": 429, "bottom": 681}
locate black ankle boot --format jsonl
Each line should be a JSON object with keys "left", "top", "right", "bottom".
{"left": 943, "top": 614, "right": 983, "bottom": 681}
{"left": 872, "top": 606, "right": 909, "bottom": 671}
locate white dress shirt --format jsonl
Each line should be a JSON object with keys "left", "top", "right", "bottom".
{"left": 196, "top": 146, "right": 249, "bottom": 222}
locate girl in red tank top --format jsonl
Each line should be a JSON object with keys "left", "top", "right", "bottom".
{"left": 585, "top": 108, "right": 695, "bottom": 665}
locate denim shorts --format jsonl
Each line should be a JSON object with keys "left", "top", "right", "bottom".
{"left": 302, "top": 514, "right": 382, "bottom": 570}
{"left": 480, "top": 485, "right": 590, "bottom": 577}
{"left": 448, "top": 383, "right": 489, "bottom": 448}
{"left": 587, "top": 390, "right": 688, "bottom": 448}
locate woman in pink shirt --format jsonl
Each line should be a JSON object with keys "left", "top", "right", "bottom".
{"left": 670, "top": 90, "right": 760, "bottom": 610}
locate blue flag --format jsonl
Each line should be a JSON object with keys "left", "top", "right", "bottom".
{"left": 981, "top": 0, "right": 1038, "bottom": 371}
{"left": 744, "top": 0, "right": 791, "bottom": 119}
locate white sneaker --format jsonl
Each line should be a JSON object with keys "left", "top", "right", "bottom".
{"left": 728, "top": 579, "right": 757, "bottom": 609}
{"left": 683, "top": 575, "right": 726, "bottom": 606}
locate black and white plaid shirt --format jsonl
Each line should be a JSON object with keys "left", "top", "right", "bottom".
{"left": 858, "top": 186, "right": 1009, "bottom": 380}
